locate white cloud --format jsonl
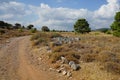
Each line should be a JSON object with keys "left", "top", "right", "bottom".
{"left": 94, "top": 0, "right": 119, "bottom": 18}
{"left": 0, "top": 0, "right": 119, "bottom": 30}
{"left": 40, "top": 3, "right": 50, "bottom": 9}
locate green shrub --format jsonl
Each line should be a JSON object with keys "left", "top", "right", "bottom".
{"left": 31, "top": 33, "right": 40, "bottom": 40}
{"left": 30, "top": 28, "right": 37, "bottom": 33}
{"left": 50, "top": 33, "right": 62, "bottom": 38}
{"left": 94, "top": 32, "right": 100, "bottom": 35}
{"left": 41, "top": 26, "right": 50, "bottom": 32}
{"left": 32, "top": 38, "right": 46, "bottom": 46}
{"left": 18, "top": 28, "right": 23, "bottom": 32}
{"left": 106, "top": 30, "right": 112, "bottom": 34}
{"left": 113, "top": 31, "right": 120, "bottom": 37}
{"left": 0, "top": 29, "right": 5, "bottom": 34}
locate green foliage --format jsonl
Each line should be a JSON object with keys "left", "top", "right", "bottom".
{"left": 94, "top": 32, "right": 100, "bottom": 35}
{"left": 41, "top": 26, "right": 50, "bottom": 32}
{"left": 106, "top": 30, "right": 112, "bottom": 34}
{"left": 97, "top": 28, "right": 109, "bottom": 33}
{"left": 30, "top": 28, "right": 37, "bottom": 33}
{"left": 0, "top": 29, "right": 5, "bottom": 34}
{"left": 113, "top": 31, "right": 120, "bottom": 37}
{"left": 111, "top": 21, "right": 120, "bottom": 31}
{"left": 74, "top": 19, "right": 91, "bottom": 33}
{"left": 50, "top": 33, "right": 62, "bottom": 38}
{"left": 51, "top": 29, "right": 56, "bottom": 32}
{"left": 0, "top": 21, "right": 13, "bottom": 29}
{"left": 115, "top": 12, "right": 120, "bottom": 21}
{"left": 18, "top": 28, "right": 23, "bottom": 32}
{"left": 111, "top": 12, "right": 120, "bottom": 37}
{"left": 27, "top": 24, "right": 34, "bottom": 30}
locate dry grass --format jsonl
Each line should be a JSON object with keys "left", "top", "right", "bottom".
{"left": 104, "top": 61, "right": 120, "bottom": 74}
{"left": 31, "top": 32, "right": 62, "bottom": 46}
{"left": 0, "top": 29, "right": 32, "bottom": 44}
{"left": 31, "top": 32, "right": 120, "bottom": 80}
{"left": 49, "top": 51, "right": 80, "bottom": 63}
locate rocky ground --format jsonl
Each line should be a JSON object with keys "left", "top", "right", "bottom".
{"left": 0, "top": 34, "right": 120, "bottom": 80}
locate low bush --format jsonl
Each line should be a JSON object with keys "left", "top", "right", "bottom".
{"left": 49, "top": 51, "right": 80, "bottom": 63}
{"left": 32, "top": 38, "right": 46, "bottom": 46}
{"left": 18, "top": 28, "right": 23, "bottom": 32}
{"left": 31, "top": 32, "right": 62, "bottom": 47}
{"left": 52, "top": 45, "right": 71, "bottom": 52}
{"left": 96, "top": 51, "right": 115, "bottom": 62}
{"left": 104, "top": 62, "right": 120, "bottom": 74}
{"left": 106, "top": 30, "right": 112, "bottom": 34}
{"left": 30, "top": 28, "right": 37, "bottom": 33}
{"left": 31, "top": 32, "right": 48, "bottom": 40}
{"left": 113, "top": 31, "right": 120, "bottom": 37}
{"left": 0, "top": 29, "right": 5, "bottom": 34}
{"left": 49, "top": 33, "right": 62, "bottom": 38}
{"left": 81, "top": 53, "right": 97, "bottom": 62}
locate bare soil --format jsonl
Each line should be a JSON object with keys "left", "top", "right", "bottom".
{"left": 0, "top": 36, "right": 67, "bottom": 80}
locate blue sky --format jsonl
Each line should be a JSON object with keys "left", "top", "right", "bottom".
{"left": 0, "top": 0, "right": 120, "bottom": 30}
{"left": 17, "top": 0, "right": 107, "bottom": 10}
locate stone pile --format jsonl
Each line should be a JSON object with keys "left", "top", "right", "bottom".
{"left": 52, "top": 36, "right": 80, "bottom": 45}
{"left": 61, "top": 56, "right": 80, "bottom": 71}
{"left": 49, "top": 56, "right": 80, "bottom": 78}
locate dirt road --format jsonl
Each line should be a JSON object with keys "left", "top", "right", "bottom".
{"left": 0, "top": 36, "right": 66, "bottom": 80}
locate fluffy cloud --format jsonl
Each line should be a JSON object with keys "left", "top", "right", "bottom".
{"left": 29, "top": 3, "right": 90, "bottom": 30}
{"left": 0, "top": 0, "right": 119, "bottom": 30}
{"left": 94, "top": 0, "right": 119, "bottom": 18}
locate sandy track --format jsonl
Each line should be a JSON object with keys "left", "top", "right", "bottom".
{"left": 0, "top": 36, "right": 65, "bottom": 80}
{"left": 17, "top": 36, "right": 50, "bottom": 80}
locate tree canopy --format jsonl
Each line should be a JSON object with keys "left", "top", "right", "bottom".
{"left": 27, "top": 24, "right": 34, "bottom": 30}
{"left": 41, "top": 26, "right": 50, "bottom": 32}
{"left": 0, "top": 21, "right": 12, "bottom": 29}
{"left": 74, "top": 19, "right": 91, "bottom": 33}
{"left": 111, "top": 11, "right": 120, "bottom": 37}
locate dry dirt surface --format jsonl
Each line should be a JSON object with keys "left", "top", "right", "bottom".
{"left": 0, "top": 36, "right": 67, "bottom": 80}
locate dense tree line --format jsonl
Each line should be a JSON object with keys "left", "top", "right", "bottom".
{"left": 0, "top": 21, "right": 37, "bottom": 33}
{"left": 0, "top": 21, "right": 13, "bottom": 29}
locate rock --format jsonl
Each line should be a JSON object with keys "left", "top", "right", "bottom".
{"left": 46, "top": 46, "right": 51, "bottom": 51}
{"left": 67, "top": 71, "right": 72, "bottom": 77}
{"left": 61, "top": 56, "right": 68, "bottom": 64}
{"left": 54, "top": 41, "right": 62, "bottom": 46}
{"left": 56, "top": 69, "right": 61, "bottom": 73}
{"left": 60, "top": 64, "right": 64, "bottom": 68}
{"left": 59, "top": 67, "right": 65, "bottom": 71}
{"left": 49, "top": 68, "right": 55, "bottom": 71}
{"left": 75, "top": 37, "right": 81, "bottom": 41}
{"left": 6, "top": 40, "right": 10, "bottom": 43}
{"left": 38, "top": 57, "right": 42, "bottom": 61}
{"left": 71, "top": 63, "right": 80, "bottom": 71}
{"left": 69, "top": 61, "right": 75, "bottom": 66}
{"left": 62, "top": 70, "right": 67, "bottom": 75}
